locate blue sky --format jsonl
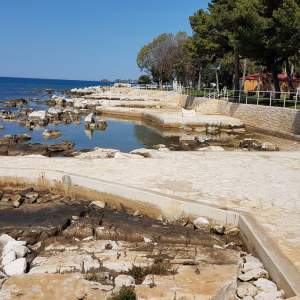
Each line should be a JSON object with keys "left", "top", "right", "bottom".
{"left": 0, "top": 0, "right": 209, "bottom": 81}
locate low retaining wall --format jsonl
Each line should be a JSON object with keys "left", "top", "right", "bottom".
{"left": 187, "top": 98, "right": 300, "bottom": 138}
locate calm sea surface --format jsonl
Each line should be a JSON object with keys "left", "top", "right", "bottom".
{"left": 0, "top": 77, "right": 103, "bottom": 100}
{"left": 0, "top": 77, "right": 176, "bottom": 152}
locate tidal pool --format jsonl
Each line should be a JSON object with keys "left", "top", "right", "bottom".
{"left": 0, "top": 117, "right": 179, "bottom": 152}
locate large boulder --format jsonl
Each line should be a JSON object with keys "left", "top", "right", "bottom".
{"left": 3, "top": 258, "right": 27, "bottom": 276}
{"left": 44, "top": 141, "right": 75, "bottom": 157}
{"left": 0, "top": 234, "right": 15, "bottom": 246}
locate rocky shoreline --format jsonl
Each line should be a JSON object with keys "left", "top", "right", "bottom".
{"left": 0, "top": 184, "right": 285, "bottom": 299}
{"left": 0, "top": 86, "right": 287, "bottom": 156}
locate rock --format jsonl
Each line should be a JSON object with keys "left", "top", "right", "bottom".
{"left": 225, "top": 227, "right": 240, "bottom": 236}
{"left": 11, "top": 194, "right": 23, "bottom": 208}
{"left": 193, "top": 217, "right": 209, "bottom": 228}
{"left": 25, "top": 191, "right": 39, "bottom": 203}
{"left": 48, "top": 107, "right": 63, "bottom": 115}
{"left": 0, "top": 234, "right": 15, "bottom": 246}
{"left": 244, "top": 256, "right": 263, "bottom": 268}
{"left": 2, "top": 250, "right": 16, "bottom": 266}
{"left": 85, "top": 113, "right": 95, "bottom": 125}
{"left": 14, "top": 245, "right": 29, "bottom": 258}
{"left": 3, "top": 258, "right": 27, "bottom": 276}
{"left": 3, "top": 240, "right": 27, "bottom": 256}
{"left": 30, "top": 241, "right": 42, "bottom": 252}
{"left": 198, "top": 146, "right": 225, "bottom": 152}
{"left": 0, "top": 125, "right": 4, "bottom": 130}
{"left": 51, "top": 96, "right": 66, "bottom": 106}
{"left": 28, "top": 110, "right": 47, "bottom": 120}
{"left": 93, "top": 119, "right": 107, "bottom": 130}
{"left": 158, "top": 147, "right": 170, "bottom": 152}
{"left": 152, "top": 144, "right": 167, "bottom": 150}
{"left": 114, "top": 275, "right": 135, "bottom": 287}
{"left": 240, "top": 139, "right": 262, "bottom": 151}
{"left": 211, "top": 225, "right": 225, "bottom": 235}
{"left": 114, "top": 152, "right": 144, "bottom": 159}
{"left": 254, "top": 291, "right": 282, "bottom": 300}
{"left": 44, "top": 141, "right": 75, "bottom": 157}
{"left": 143, "top": 237, "right": 152, "bottom": 243}
{"left": 142, "top": 275, "right": 155, "bottom": 286}
{"left": 237, "top": 282, "right": 258, "bottom": 298}
{"left": 261, "top": 142, "right": 279, "bottom": 152}
{"left": 77, "top": 147, "right": 120, "bottom": 159}
{"left": 0, "top": 271, "right": 6, "bottom": 279}
{"left": 239, "top": 268, "right": 269, "bottom": 281}
{"left": 90, "top": 200, "right": 106, "bottom": 209}
{"left": 30, "top": 254, "right": 100, "bottom": 274}
{"left": 62, "top": 224, "right": 94, "bottom": 240}
{"left": 243, "top": 260, "right": 264, "bottom": 273}
{"left": 130, "top": 148, "right": 152, "bottom": 158}
{"left": 42, "top": 129, "right": 62, "bottom": 139}
{"left": 0, "top": 273, "right": 110, "bottom": 299}
{"left": 253, "top": 278, "right": 277, "bottom": 293}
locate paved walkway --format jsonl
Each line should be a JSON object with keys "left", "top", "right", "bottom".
{"left": 0, "top": 152, "right": 299, "bottom": 274}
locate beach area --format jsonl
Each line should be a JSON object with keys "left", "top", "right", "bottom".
{"left": 0, "top": 79, "right": 299, "bottom": 299}
{"left": 1, "top": 0, "right": 300, "bottom": 298}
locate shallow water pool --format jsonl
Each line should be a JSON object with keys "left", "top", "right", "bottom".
{"left": 0, "top": 117, "right": 179, "bottom": 152}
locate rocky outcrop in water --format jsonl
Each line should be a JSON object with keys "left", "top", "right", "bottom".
{"left": 0, "top": 139, "right": 76, "bottom": 157}
{"left": 240, "top": 139, "right": 279, "bottom": 152}
{"left": 42, "top": 130, "right": 62, "bottom": 139}
{"left": 3, "top": 99, "right": 28, "bottom": 108}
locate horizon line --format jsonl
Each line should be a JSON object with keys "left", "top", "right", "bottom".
{"left": 0, "top": 75, "right": 115, "bottom": 82}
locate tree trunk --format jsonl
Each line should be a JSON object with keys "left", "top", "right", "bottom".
{"left": 286, "top": 59, "right": 294, "bottom": 92}
{"left": 271, "top": 68, "right": 281, "bottom": 95}
{"left": 197, "top": 67, "right": 202, "bottom": 90}
{"left": 234, "top": 51, "right": 240, "bottom": 91}
{"left": 215, "top": 70, "right": 219, "bottom": 93}
{"left": 241, "top": 58, "right": 247, "bottom": 90}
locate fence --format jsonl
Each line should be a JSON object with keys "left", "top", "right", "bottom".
{"left": 134, "top": 84, "right": 299, "bottom": 110}
{"left": 181, "top": 88, "right": 299, "bottom": 110}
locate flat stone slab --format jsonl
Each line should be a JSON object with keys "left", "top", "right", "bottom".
{"left": 142, "top": 110, "right": 245, "bottom": 128}
{"left": 0, "top": 152, "right": 299, "bottom": 276}
{"left": 97, "top": 107, "right": 245, "bottom": 129}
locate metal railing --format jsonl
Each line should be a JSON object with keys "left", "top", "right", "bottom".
{"left": 180, "top": 88, "right": 299, "bottom": 110}
{"left": 132, "top": 84, "right": 299, "bottom": 110}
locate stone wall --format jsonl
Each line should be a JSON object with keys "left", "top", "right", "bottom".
{"left": 187, "top": 97, "right": 300, "bottom": 137}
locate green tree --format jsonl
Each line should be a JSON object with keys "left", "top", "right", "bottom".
{"left": 138, "top": 75, "right": 151, "bottom": 85}
{"left": 233, "top": 0, "right": 300, "bottom": 92}
{"left": 137, "top": 32, "right": 190, "bottom": 85}
{"left": 189, "top": 1, "right": 242, "bottom": 90}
